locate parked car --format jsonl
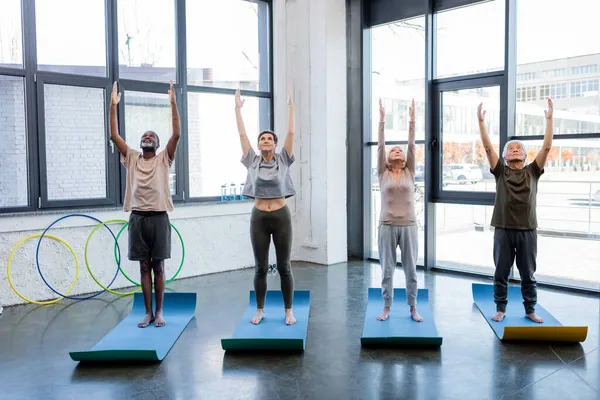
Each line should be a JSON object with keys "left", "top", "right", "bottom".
{"left": 443, "top": 163, "right": 483, "bottom": 184}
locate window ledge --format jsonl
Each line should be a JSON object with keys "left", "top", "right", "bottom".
{"left": 0, "top": 200, "right": 254, "bottom": 234}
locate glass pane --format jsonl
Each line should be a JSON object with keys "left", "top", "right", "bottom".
{"left": 44, "top": 84, "right": 107, "bottom": 200}
{"left": 0, "top": 0, "right": 23, "bottom": 67}
{"left": 516, "top": 0, "right": 600, "bottom": 135}
{"left": 369, "top": 145, "right": 426, "bottom": 264}
{"left": 435, "top": 203, "right": 497, "bottom": 274}
{"left": 441, "top": 86, "right": 500, "bottom": 191}
{"left": 124, "top": 91, "right": 176, "bottom": 195}
{"left": 186, "top": 0, "right": 269, "bottom": 91}
{"left": 117, "top": 0, "right": 176, "bottom": 83}
{"left": 0, "top": 76, "right": 28, "bottom": 207}
{"left": 371, "top": 16, "right": 425, "bottom": 141}
{"left": 187, "top": 92, "right": 270, "bottom": 197}
{"left": 35, "top": 0, "right": 106, "bottom": 76}
{"left": 436, "top": 1, "right": 505, "bottom": 79}
{"left": 519, "top": 138, "right": 600, "bottom": 235}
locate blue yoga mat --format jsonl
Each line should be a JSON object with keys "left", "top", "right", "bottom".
{"left": 221, "top": 290, "right": 310, "bottom": 351}
{"left": 361, "top": 288, "right": 443, "bottom": 346}
{"left": 472, "top": 283, "right": 588, "bottom": 342}
{"left": 70, "top": 292, "right": 197, "bottom": 361}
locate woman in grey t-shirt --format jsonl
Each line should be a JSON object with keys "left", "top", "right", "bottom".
{"left": 235, "top": 89, "right": 297, "bottom": 326}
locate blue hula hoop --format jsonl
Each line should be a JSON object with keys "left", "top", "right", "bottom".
{"left": 35, "top": 213, "right": 122, "bottom": 301}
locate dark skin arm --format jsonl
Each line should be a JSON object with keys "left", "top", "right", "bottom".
{"left": 166, "top": 80, "right": 180, "bottom": 161}
{"left": 110, "top": 82, "right": 128, "bottom": 157}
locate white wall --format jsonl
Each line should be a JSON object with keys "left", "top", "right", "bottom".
{"left": 0, "top": 202, "right": 274, "bottom": 306}
{"left": 273, "top": 0, "right": 348, "bottom": 265}
{"left": 0, "top": 0, "right": 348, "bottom": 307}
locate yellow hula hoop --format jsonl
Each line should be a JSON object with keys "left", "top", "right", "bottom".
{"left": 84, "top": 219, "right": 142, "bottom": 296}
{"left": 7, "top": 233, "right": 79, "bottom": 305}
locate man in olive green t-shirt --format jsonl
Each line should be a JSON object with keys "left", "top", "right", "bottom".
{"left": 477, "top": 99, "right": 554, "bottom": 324}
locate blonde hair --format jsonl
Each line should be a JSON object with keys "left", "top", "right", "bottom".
{"left": 386, "top": 146, "right": 406, "bottom": 170}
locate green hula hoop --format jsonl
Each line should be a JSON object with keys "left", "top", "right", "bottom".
{"left": 113, "top": 221, "right": 185, "bottom": 287}
{"left": 85, "top": 219, "right": 141, "bottom": 296}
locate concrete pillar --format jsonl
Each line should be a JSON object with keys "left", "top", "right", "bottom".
{"left": 273, "top": 0, "right": 348, "bottom": 265}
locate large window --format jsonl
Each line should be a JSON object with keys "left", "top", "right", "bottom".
{"left": 124, "top": 91, "right": 177, "bottom": 195}
{"left": 434, "top": 203, "right": 496, "bottom": 274}
{"left": 0, "top": 0, "right": 273, "bottom": 214}
{"left": 516, "top": 0, "right": 600, "bottom": 135}
{"left": 0, "top": 76, "right": 27, "bottom": 208}
{"left": 369, "top": 16, "right": 426, "bottom": 263}
{"left": 440, "top": 86, "right": 500, "bottom": 191}
{"left": 363, "top": 0, "right": 599, "bottom": 292}
{"left": 435, "top": 0, "right": 505, "bottom": 79}
{"left": 117, "top": 0, "right": 176, "bottom": 82}
{"left": 187, "top": 92, "right": 270, "bottom": 198}
{"left": 42, "top": 84, "right": 107, "bottom": 201}
{"left": 0, "top": 0, "right": 23, "bottom": 68}
{"left": 35, "top": 0, "right": 107, "bottom": 76}
{"left": 371, "top": 16, "right": 425, "bottom": 141}
{"left": 186, "top": 0, "right": 269, "bottom": 91}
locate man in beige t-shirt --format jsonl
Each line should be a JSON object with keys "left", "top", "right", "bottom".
{"left": 110, "top": 81, "right": 180, "bottom": 328}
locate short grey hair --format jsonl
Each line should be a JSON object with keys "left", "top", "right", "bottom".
{"left": 502, "top": 140, "right": 527, "bottom": 161}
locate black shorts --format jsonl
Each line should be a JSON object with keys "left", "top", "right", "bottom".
{"left": 128, "top": 211, "right": 171, "bottom": 261}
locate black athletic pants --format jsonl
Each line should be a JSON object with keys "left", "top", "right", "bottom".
{"left": 250, "top": 205, "right": 294, "bottom": 309}
{"left": 493, "top": 228, "right": 538, "bottom": 314}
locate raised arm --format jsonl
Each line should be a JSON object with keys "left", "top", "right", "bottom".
{"left": 377, "top": 99, "right": 387, "bottom": 176}
{"left": 283, "top": 90, "right": 295, "bottom": 157}
{"left": 535, "top": 98, "right": 554, "bottom": 170}
{"left": 235, "top": 89, "right": 252, "bottom": 157}
{"left": 405, "top": 99, "right": 416, "bottom": 173}
{"left": 165, "top": 80, "right": 181, "bottom": 161}
{"left": 477, "top": 103, "right": 499, "bottom": 170}
{"left": 109, "top": 82, "right": 128, "bottom": 157}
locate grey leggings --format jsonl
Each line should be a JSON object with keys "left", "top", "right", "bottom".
{"left": 250, "top": 205, "right": 294, "bottom": 309}
{"left": 378, "top": 224, "right": 419, "bottom": 308}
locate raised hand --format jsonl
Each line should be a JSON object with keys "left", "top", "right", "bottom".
{"left": 287, "top": 89, "right": 293, "bottom": 107}
{"left": 477, "top": 102, "right": 486, "bottom": 122}
{"left": 168, "top": 80, "right": 176, "bottom": 104}
{"left": 379, "top": 99, "right": 385, "bottom": 122}
{"left": 235, "top": 88, "right": 245, "bottom": 109}
{"left": 409, "top": 99, "right": 415, "bottom": 122}
{"left": 111, "top": 81, "right": 121, "bottom": 105}
{"left": 544, "top": 98, "right": 553, "bottom": 120}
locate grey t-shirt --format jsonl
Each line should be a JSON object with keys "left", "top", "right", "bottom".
{"left": 241, "top": 147, "right": 296, "bottom": 199}
{"left": 490, "top": 161, "right": 544, "bottom": 230}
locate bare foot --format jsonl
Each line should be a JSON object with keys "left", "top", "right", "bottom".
{"left": 138, "top": 313, "right": 154, "bottom": 328}
{"left": 491, "top": 311, "right": 505, "bottom": 322}
{"left": 410, "top": 307, "right": 424, "bottom": 322}
{"left": 154, "top": 311, "right": 166, "bottom": 327}
{"left": 250, "top": 309, "right": 265, "bottom": 325}
{"left": 526, "top": 313, "right": 544, "bottom": 323}
{"left": 377, "top": 307, "right": 391, "bottom": 321}
{"left": 285, "top": 308, "right": 296, "bottom": 325}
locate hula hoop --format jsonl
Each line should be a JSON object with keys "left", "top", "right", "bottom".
{"left": 36, "top": 213, "right": 121, "bottom": 300}
{"left": 113, "top": 222, "right": 185, "bottom": 287}
{"left": 8, "top": 234, "right": 79, "bottom": 305}
{"left": 84, "top": 219, "right": 142, "bottom": 296}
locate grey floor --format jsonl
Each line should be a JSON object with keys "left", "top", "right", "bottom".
{"left": 1, "top": 261, "right": 598, "bottom": 400}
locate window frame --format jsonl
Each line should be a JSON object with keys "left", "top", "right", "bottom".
{"left": 0, "top": 0, "right": 274, "bottom": 214}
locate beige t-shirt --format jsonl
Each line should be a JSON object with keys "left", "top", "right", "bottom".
{"left": 120, "top": 147, "right": 174, "bottom": 212}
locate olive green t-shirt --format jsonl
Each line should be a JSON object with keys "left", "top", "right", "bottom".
{"left": 490, "top": 161, "right": 544, "bottom": 230}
